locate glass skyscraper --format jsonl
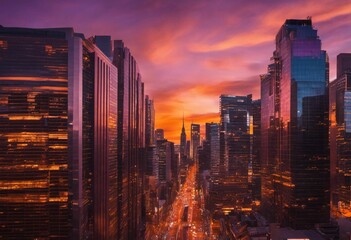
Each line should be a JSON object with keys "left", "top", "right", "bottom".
{"left": 206, "top": 122, "right": 220, "bottom": 176}
{"left": 0, "top": 27, "right": 118, "bottom": 239}
{"left": 330, "top": 53, "right": 351, "bottom": 218}
{"left": 261, "top": 19, "right": 330, "bottom": 229}
{"left": 113, "top": 40, "right": 145, "bottom": 239}
{"left": 208, "top": 95, "right": 255, "bottom": 214}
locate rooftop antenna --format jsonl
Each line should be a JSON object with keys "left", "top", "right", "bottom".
{"left": 182, "top": 111, "right": 185, "bottom": 130}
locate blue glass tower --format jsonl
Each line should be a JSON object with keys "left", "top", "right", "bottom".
{"left": 261, "top": 19, "right": 330, "bottom": 229}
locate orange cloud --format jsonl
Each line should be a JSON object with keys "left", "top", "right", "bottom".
{"left": 189, "top": 31, "right": 272, "bottom": 53}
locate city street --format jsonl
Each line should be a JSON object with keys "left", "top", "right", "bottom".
{"left": 155, "top": 164, "right": 210, "bottom": 240}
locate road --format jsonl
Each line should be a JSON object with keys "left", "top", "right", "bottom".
{"left": 155, "top": 164, "right": 210, "bottom": 240}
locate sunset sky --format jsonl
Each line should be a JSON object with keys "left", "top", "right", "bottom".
{"left": 1, "top": 0, "right": 351, "bottom": 143}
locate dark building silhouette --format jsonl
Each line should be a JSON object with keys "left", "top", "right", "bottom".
{"left": 337, "top": 53, "right": 351, "bottom": 78}
{"left": 251, "top": 99, "right": 261, "bottom": 201}
{"left": 155, "top": 128, "right": 165, "bottom": 141}
{"left": 0, "top": 27, "right": 118, "bottom": 239}
{"left": 330, "top": 53, "right": 351, "bottom": 217}
{"left": 190, "top": 123, "right": 200, "bottom": 162}
{"left": 260, "top": 19, "right": 330, "bottom": 229}
{"left": 198, "top": 140, "right": 211, "bottom": 172}
{"left": 180, "top": 115, "right": 187, "bottom": 165}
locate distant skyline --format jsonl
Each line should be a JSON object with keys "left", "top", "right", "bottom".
{"left": 1, "top": 0, "right": 351, "bottom": 142}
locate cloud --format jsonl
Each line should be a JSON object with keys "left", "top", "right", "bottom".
{"left": 189, "top": 31, "right": 272, "bottom": 53}
{"left": 192, "top": 77, "right": 260, "bottom": 98}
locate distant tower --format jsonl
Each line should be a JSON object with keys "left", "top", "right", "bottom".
{"left": 180, "top": 114, "right": 187, "bottom": 164}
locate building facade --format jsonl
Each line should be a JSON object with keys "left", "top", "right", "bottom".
{"left": 0, "top": 27, "right": 118, "bottom": 239}
{"left": 145, "top": 95, "right": 155, "bottom": 147}
{"left": 206, "top": 123, "right": 220, "bottom": 177}
{"left": 330, "top": 53, "right": 351, "bottom": 217}
{"left": 261, "top": 19, "right": 330, "bottom": 229}
{"left": 113, "top": 40, "right": 145, "bottom": 239}
{"left": 190, "top": 123, "right": 200, "bottom": 162}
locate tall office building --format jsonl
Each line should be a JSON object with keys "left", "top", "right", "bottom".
{"left": 251, "top": 99, "right": 261, "bottom": 201}
{"left": 190, "top": 123, "right": 200, "bottom": 162}
{"left": 113, "top": 40, "right": 145, "bottom": 239}
{"left": 0, "top": 27, "right": 118, "bottom": 239}
{"left": 220, "top": 95, "right": 253, "bottom": 175}
{"left": 156, "top": 139, "right": 174, "bottom": 200}
{"left": 260, "top": 64, "right": 279, "bottom": 222}
{"left": 261, "top": 19, "right": 330, "bottom": 229}
{"left": 330, "top": 53, "right": 351, "bottom": 217}
{"left": 337, "top": 53, "right": 351, "bottom": 78}
{"left": 206, "top": 123, "right": 220, "bottom": 176}
{"left": 216, "top": 95, "right": 253, "bottom": 209}
{"left": 145, "top": 95, "right": 155, "bottom": 146}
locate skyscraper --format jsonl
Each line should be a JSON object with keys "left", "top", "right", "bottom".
{"left": 113, "top": 40, "right": 145, "bottom": 239}
{"left": 206, "top": 123, "right": 220, "bottom": 176}
{"left": 260, "top": 64, "right": 279, "bottom": 222}
{"left": 216, "top": 95, "right": 253, "bottom": 209}
{"left": 180, "top": 115, "right": 187, "bottom": 164}
{"left": 145, "top": 95, "right": 155, "bottom": 146}
{"left": 330, "top": 53, "right": 351, "bottom": 217}
{"left": 261, "top": 19, "right": 330, "bottom": 229}
{"left": 156, "top": 139, "right": 174, "bottom": 200}
{"left": 0, "top": 27, "right": 118, "bottom": 239}
{"left": 337, "top": 53, "right": 351, "bottom": 78}
{"left": 251, "top": 99, "right": 261, "bottom": 201}
{"left": 190, "top": 123, "right": 200, "bottom": 162}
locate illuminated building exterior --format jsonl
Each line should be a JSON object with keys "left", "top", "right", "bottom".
{"left": 113, "top": 40, "right": 145, "bottom": 239}
{"left": 156, "top": 139, "right": 172, "bottom": 183}
{"left": 89, "top": 36, "right": 118, "bottom": 240}
{"left": 261, "top": 19, "right": 330, "bottom": 229}
{"left": 144, "top": 95, "right": 158, "bottom": 238}
{"left": 0, "top": 27, "right": 118, "bottom": 239}
{"left": 156, "top": 139, "right": 173, "bottom": 200}
{"left": 260, "top": 65, "right": 279, "bottom": 223}
{"left": 330, "top": 53, "right": 351, "bottom": 217}
{"left": 212, "top": 95, "right": 253, "bottom": 212}
{"left": 206, "top": 122, "right": 220, "bottom": 176}
{"left": 190, "top": 123, "right": 200, "bottom": 162}
{"left": 145, "top": 95, "right": 155, "bottom": 146}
